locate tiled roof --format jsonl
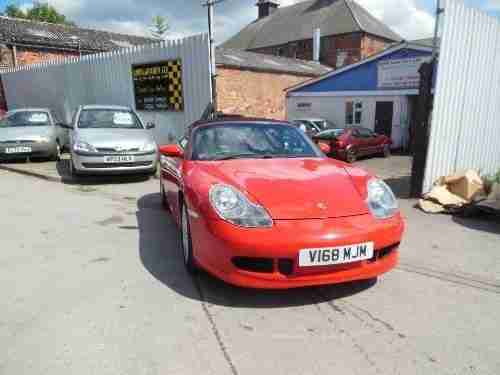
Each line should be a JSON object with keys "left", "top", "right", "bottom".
{"left": 216, "top": 48, "right": 331, "bottom": 76}
{"left": 0, "top": 16, "right": 155, "bottom": 52}
{"left": 221, "top": 0, "right": 402, "bottom": 51}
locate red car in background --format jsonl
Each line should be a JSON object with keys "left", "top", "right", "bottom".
{"left": 159, "top": 119, "right": 404, "bottom": 289}
{"left": 313, "top": 126, "right": 392, "bottom": 163}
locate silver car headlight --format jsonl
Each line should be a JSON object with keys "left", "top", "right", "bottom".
{"left": 209, "top": 184, "right": 273, "bottom": 228}
{"left": 141, "top": 141, "right": 157, "bottom": 152}
{"left": 73, "top": 141, "right": 97, "bottom": 153}
{"left": 366, "top": 179, "right": 398, "bottom": 219}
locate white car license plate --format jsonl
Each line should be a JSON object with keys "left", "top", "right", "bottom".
{"left": 5, "top": 146, "right": 32, "bottom": 154}
{"left": 104, "top": 155, "right": 135, "bottom": 163}
{"left": 299, "top": 242, "right": 374, "bottom": 267}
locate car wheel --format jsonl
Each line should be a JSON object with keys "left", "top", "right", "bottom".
{"left": 181, "top": 202, "right": 197, "bottom": 274}
{"left": 51, "top": 142, "right": 62, "bottom": 161}
{"left": 383, "top": 145, "right": 391, "bottom": 158}
{"left": 346, "top": 148, "right": 357, "bottom": 163}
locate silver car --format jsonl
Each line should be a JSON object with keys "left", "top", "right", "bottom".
{"left": 69, "top": 105, "right": 158, "bottom": 176}
{"left": 0, "top": 108, "right": 68, "bottom": 161}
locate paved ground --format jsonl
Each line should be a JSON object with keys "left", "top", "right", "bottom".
{"left": 1, "top": 157, "right": 499, "bottom": 375}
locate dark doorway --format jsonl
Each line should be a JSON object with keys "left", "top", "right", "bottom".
{"left": 375, "top": 101, "right": 394, "bottom": 138}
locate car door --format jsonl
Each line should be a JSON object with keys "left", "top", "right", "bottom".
{"left": 161, "top": 136, "right": 187, "bottom": 223}
{"left": 360, "top": 127, "right": 379, "bottom": 154}
{"left": 350, "top": 128, "right": 369, "bottom": 155}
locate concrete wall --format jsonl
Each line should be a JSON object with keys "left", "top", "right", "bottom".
{"left": 217, "top": 67, "right": 312, "bottom": 120}
{"left": 286, "top": 94, "right": 409, "bottom": 148}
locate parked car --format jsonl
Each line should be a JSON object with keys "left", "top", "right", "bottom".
{"left": 159, "top": 119, "right": 404, "bottom": 289}
{"left": 291, "top": 119, "right": 321, "bottom": 138}
{"left": 69, "top": 105, "right": 158, "bottom": 176}
{"left": 293, "top": 118, "right": 338, "bottom": 132}
{"left": 313, "top": 126, "right": 392, "bottom": 163}
{"left": 0, "top": 108, "right": 68, "bottom": 162}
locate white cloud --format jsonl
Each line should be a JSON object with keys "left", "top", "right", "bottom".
{"left": 357, "top": 0, "right": 435, "bottom": 39}
{"left": 485, "top": 0, "right": 500, "bottom": 9}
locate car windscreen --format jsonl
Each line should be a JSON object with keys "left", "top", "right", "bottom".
{"left": 0, "top": 111, "right": 50, "bottom": 127}
{"left": 191, "top": 123, "right": 321, "bottom": 161}
{"left": 313, "top": 120, "right": 336, "bottom": 130}
{"left": 77, "top": 109, "right": 143, "bottom": 129}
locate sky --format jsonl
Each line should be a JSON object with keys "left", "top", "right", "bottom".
{"left": 1, "top": 0, "right": 499, "bottom": 43}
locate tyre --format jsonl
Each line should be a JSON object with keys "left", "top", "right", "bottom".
{"left": 346, "top": 148, "right": 357, "bottom": 163}
{"left": 180, "top": 202, "right": 197, "bottom": 274}
{"left": 50, "top": 142, "right": 62, "bottom": 161}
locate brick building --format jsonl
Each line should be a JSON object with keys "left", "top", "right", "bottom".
{"left": 215, "top": 48, "right": 330, "bottom": 119}
{"left": 222, "top": 0, "right": 402, "bottom": 69}
{"left": 0, "top": 16, "right": 154, "bottom": 111}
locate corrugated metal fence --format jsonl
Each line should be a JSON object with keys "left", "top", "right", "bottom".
{"left": 424, "top": 0, "right": 500, "bottom": 191}
{"left": 1, "top": 34, "right": 212, "bottom": 144}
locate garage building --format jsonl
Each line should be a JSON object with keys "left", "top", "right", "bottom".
{"left": 286, "top": 41, "right": 434, "bottom": 149}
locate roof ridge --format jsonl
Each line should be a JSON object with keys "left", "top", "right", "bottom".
{"left": 0, "top": 15, "right": 154, "bottom": 41}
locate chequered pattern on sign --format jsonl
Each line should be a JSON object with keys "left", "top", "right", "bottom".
{"left": 166, "top": 60, "right": 184, "bottom": 111}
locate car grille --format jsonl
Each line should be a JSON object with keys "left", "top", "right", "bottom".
{"left": 82, "top": 161, "right": 152, "bottom": 169}
{"left": 232, "top": 257, "right": 274, "bottom": 273}
{"left": 95, "top": 147, "right": 140, "bottom": 153}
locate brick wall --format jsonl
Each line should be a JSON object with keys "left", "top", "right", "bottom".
{"left": 15, "top": 46, "right": 78, "bottom": 66}
{"left": 249, "top": 32, "right": 393, "bottom": 69}
{"left": 216, "top": 67, "right": 313, "bottom": 120}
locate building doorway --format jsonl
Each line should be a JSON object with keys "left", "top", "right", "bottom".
{"left": 374, "top": 101, "right": 394, "bottom": 138}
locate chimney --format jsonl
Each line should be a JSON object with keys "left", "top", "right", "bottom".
{"left": 313, "top": 28, "right": 321, "bottom": 62}
{"left": 256, "top": 0, "right": 280, "bottom": 19}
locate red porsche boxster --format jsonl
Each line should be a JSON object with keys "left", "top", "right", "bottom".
{"left": 159, "top": 119, "right": 404, "bottom": 289}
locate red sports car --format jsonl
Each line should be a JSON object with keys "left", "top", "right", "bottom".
{"left": 159, "top": 119, "right": 404, "bottom": 289}
{"left": 313, "top": 126, "right": 392, "bottom": 163}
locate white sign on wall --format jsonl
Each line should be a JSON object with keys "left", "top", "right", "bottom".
{"left": 378, "top": 56, "right": 431, "bottom": 89}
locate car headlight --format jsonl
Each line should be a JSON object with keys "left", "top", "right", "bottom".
{"left": 73, "top": 141, "right": 97, "bottom": 153}
{"left": 366, "top": 179, "right": 398, "bottom": 219}
{"left": 142, "top": 141, "right": 157, "bottom": 152}
{"left": 209, "top": 184, "right": 273, "bottom": 228}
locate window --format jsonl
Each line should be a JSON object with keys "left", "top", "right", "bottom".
{"left": 336, "top": 51, "right": 348, "bottom": 68}
{"left": 345, "top": 101, "right": 363, "bottom": 126}
{"left": 356, "top": 127, "right": 373, "bottom": 138}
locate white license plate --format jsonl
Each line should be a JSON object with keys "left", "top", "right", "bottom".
{"left": 299, "top": 242, "right": 374, "bottom": 267}
{"left": 104, "top": 155, "right": 135, "bottom": 163}
{"left": 5, "top": 146, "right": 32, "bottom": 154}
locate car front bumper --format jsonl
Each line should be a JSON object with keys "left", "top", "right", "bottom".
{"left": 190, "top": 212, "right": 405, "bottom": 289}
{"left": 0, "top": 142, "right": 56, "bottom": 159}
{"left": 72, "top": 151, "right": 158, "bottom": 174}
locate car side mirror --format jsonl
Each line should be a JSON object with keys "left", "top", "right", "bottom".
{"left": 159, "top": 144, "right": 184, "bottom": 158}
{"left": 146, "top": 122, "right": 156, "bottom": 129}
{"left": 318, "top": 143, "right": 331, "bottom": 154}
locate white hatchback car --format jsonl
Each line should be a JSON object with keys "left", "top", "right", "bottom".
{"left": 69, "top": 105, "right": 158, "bottom": 176}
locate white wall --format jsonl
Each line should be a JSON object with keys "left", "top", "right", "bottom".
{"left": 286, "top": 95, "right": 409, "bottom": 148}
{"left": 1, "top": 34, "right": 212, "bottom": 145}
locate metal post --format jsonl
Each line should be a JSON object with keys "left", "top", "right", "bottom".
{"left": 204, "top": 0, "right": 224, "bottom": 118}
{"left": 432, "top": 0, "right": 443, "bottom": 59}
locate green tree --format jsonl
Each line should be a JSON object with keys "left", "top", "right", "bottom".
{"left": 4, "top": 4, "right": 26, "bottom": 18}
{"left": 3, "top": 2, "right": 75, "bottom": 26}
{"left": 149, "top": 16, "right": 169, "bottom": 40}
